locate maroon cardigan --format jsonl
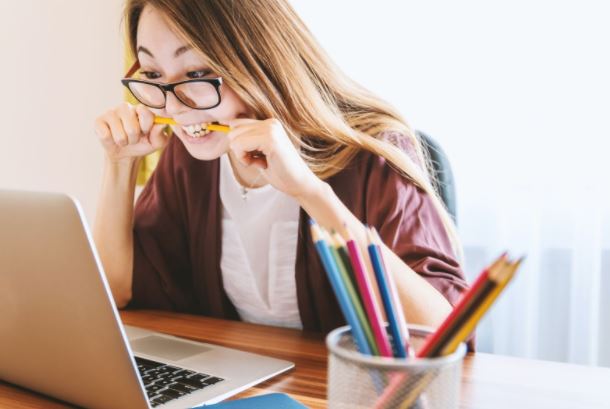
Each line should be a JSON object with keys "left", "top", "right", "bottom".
{"left": 128, "top": 135, "right": 469, "bottom": 334}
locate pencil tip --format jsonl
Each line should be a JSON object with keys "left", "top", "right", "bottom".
{"left": 513, "top": 256, "right": 526, "bottom": 269}
{"left": 365, "top": 227, "right": 374, "bottom": 244}
{"left": 309, "top": 222, "right": 322, "bottom": 242}
{"left": 332, "top": 231, "right": 346, "bottom": 246}
{"left": 371, "top": 227, "right": 383, "bottom": 244}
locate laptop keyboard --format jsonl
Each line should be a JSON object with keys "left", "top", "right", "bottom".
{"left": 135, "top": 356, "right": 224, "bottom": 407}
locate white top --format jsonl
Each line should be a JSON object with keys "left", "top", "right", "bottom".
{"left": 219, "top": 154, "right": 302, "bottom": 329}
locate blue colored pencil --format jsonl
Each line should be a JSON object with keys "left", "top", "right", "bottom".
{"left": 367, "top": 227, "right": 408, "bottom": 358}
{"left": 309, "top": 221, "right": 372, "bottom": 355}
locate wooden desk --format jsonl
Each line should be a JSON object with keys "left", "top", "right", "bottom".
{"left": 2, "top": 310, "right": 610, "bottom": 408}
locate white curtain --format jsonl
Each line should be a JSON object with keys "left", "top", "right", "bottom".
{"left": 292, "top": 0, "right": 610, "bottom": 366}
{"left": 460, "top": 185, "right": 610, "bottom": 366}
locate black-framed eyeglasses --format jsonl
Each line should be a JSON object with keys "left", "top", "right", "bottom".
{"left": 121, "top": 60, "right": 223, "bottom": 110}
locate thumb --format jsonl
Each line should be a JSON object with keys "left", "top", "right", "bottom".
{"left": 149, "top": 124, "right": 172, "bottom": 150}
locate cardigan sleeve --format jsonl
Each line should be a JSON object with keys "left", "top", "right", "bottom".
{"left": 364, "top": 133, "right": 469, "bottom": 307}
{"left": 127, "top": 138, "right": 195, "bottom": 311}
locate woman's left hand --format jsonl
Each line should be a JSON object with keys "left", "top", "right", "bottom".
{"left": 226, "top": 118, "right": 322, "bottom": 199}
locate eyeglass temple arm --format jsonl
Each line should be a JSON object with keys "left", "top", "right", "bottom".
{"left": 124, "top": 60, "right": 140, "bottom": 78}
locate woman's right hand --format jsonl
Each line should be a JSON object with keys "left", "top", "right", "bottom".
{"left": 94, "top": 102, "right": 170, "bottom": 163}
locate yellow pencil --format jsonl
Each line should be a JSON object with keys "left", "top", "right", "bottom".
{"left": 153, "top": 116, "right": 231, "bottom": 133}
{"left": 207, "top": 123, "right": 231, "bottom": 133}
{"left": 440, "top": 258, "right": 523, "bottom": 355}
{"left": 152, "top": 116, "right": 176, "bottom": 126}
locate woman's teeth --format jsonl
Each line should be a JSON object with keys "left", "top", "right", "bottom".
{"left": 182, "top": 123, "right": 211, "bottom": 138}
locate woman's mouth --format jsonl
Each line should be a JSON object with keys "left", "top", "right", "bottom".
{"left": 181, "top": 123, "right": 212, "bottom": 138}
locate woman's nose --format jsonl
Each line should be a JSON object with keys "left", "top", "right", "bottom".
{"left": 164, "top": 91, "right": 189, "bottom": 116}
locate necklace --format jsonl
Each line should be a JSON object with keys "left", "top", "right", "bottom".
{"left": 240, "top": 170, "right": 265, "bottom": 201}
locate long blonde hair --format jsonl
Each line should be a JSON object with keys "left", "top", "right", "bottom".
{"left": 125, "top": 0, "right": 462, "bottom": 258}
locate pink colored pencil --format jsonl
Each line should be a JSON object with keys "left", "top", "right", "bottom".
{"left": 345, "top": 233, "right": 394, "bottom": 357}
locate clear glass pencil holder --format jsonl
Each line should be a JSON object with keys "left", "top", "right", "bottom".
{"left": 326, "top": 325, "right": 466, "bottom": 409}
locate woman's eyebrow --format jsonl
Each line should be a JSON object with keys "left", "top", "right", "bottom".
{"left": 137, "top": 46, "right": 154, "bottom": 57}
{"left": 174, "top": 45, "right": 192, "bottom": 57}
{"left": 136, "top": 45, "right": 192, "bottom": 59}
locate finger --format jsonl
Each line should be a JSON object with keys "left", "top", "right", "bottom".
{"left": 228, "top": 117, "right": 282, "bottom": 143}
{"left": 230, "top": 146, "right": 267, "bottom": 171}
{"left": 225, "top": 117, "right": 258, "bottom": 129}
{"left": 238, "top": 152, "right": 267, "bottom": 169}
{"left": 228, "top": 125, "right": 272, "bottom": 171}
{"left": 247, "top": 155, "right": 268, "bottom": 170}
{"left": 149, "top": 124, "right": 172, "bottom": 150}
{"left": 225, "top": 122, "right": 259, "bottom": 142}
{"left": 227, "top": 118, "right": 267, "bottom": 138}
{"left": 118, "top": 103, "right": 142, "bottom": 145}
{"left": 94, "top": 117, "right": 114, "bottom": 150}
{"left": 136, "top": 104, "right": 154, "bottom": 135}
{"left": 226, "top": 120, "right": 257, "bottom": 133}
{"left": 106, "top": 113, "right": 128, "bottom": 147}
{"left": 230, "top": 129, "right": 269, "bottom": 155}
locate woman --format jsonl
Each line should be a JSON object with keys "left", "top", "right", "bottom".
{"left": 94, "top": 0, "right": 468, "bottom": 333}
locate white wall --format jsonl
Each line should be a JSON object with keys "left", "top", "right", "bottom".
{"left": 290, "top": 0, "right": 610, "bottom": 200}
{"left": 0, "top": 0, "right": 124, "bottom": 223}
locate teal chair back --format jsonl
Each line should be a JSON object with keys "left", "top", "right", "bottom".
{"left": 416, "top": 131, "right": 457, "bottom": 223}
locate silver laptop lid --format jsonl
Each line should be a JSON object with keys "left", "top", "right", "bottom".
{"left": 0, "top": 190, "right": 149, "bottom": 409}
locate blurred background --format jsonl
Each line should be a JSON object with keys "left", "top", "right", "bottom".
{"left": 1, "top": 0, "right": 608, "bottom": 367}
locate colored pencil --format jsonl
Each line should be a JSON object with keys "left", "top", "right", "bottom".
{"left": 426, "top": 258, "right": 508, "bottom": 357}
{"left": 440, "top": 258, "right": 522, "bottom": 355}
{"left": 367, "top": 227, "right": 409, "bottom": 358}
{"left": 375, "top": 254, "right": 522, "bottom": 409}
{"left": 329, "top": 232, "right": 379, "bottom": 355}
{"left": 332, "top": 232, "right": 366, "bottom": 316}
{"left": 309, "top": 221, "right": 372, "bottom": 355}
{"left": 345, "top": 230, "right": 394, "bottom": 358}
{"left": 416, "top": 253, "right": 507, "bottom": 358}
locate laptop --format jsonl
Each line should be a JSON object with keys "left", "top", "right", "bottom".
{"left": 0, "top": 190, "right": 294, "bottom": 409}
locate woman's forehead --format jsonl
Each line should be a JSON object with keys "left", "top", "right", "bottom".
{"left": 136, "top": 6, "right": 188, "bottom": 58}
{"left": 135, "top": 4, "right": 212, "bottom": 68}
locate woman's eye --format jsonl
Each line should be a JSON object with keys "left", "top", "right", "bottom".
{"left": 187, "top": 70, "right": 211, "bottom": 79}
{"left": 140, "top": 71, "right": 161, "bottom": 80}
